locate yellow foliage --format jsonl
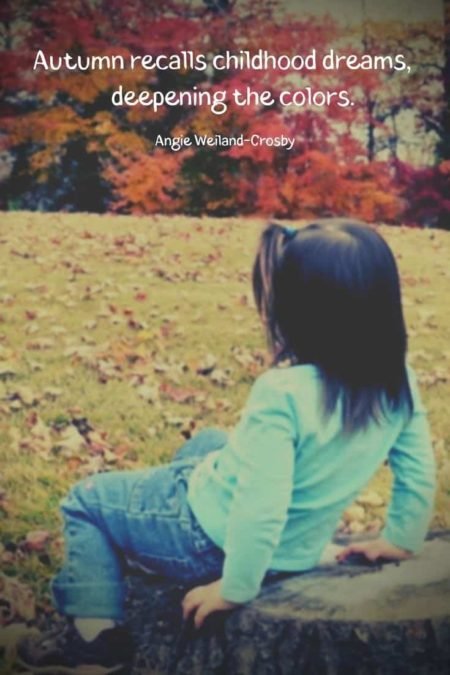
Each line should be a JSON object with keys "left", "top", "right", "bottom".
{"left": 10, "top": 106, "right": 86, "bottom": 147}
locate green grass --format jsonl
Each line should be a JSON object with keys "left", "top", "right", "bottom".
{"left": 0, "top": 211, "right": 449, "bottom": 631}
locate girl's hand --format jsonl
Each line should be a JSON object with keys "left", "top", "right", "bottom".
{"left": 336, "top": 537, "right": 413, "bottom": 564}
{"left": 182, "top": 579, "right": 240, "bottom": 629}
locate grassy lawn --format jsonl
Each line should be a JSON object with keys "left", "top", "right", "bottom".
{"left": 0, "top": 211, "right": 449, "bottom": 652}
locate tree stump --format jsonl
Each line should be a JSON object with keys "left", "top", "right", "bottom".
{"left": 126, "top": 535, "right": 450, "bottom": 675}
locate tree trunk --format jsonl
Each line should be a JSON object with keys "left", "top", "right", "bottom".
{"left": 437, "top": 0, "right": 450, "bottom": 162}
{"left": 126, "top": 534, "right": 450, "bottom": 674}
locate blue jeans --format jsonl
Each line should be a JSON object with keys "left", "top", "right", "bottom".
{"left": 52, "top": 429, "right": 228, "bottom": 621}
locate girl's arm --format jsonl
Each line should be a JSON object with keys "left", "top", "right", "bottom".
{"left": 380, "top": 380, "right": 436, "bottom": 554}
{"left": 184, "top": 370, "right": 296, "bottom": 626}
{"left": 339, "top": 372, "right": 436, "bottom": 563}
{"left": 220, "top": 370, "right": 296, "bottom": 603}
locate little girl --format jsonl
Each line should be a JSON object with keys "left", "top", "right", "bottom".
{"left": 19, "top": 220, "right": 436, "bottom": 674}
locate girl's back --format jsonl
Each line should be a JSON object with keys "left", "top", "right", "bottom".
{"left": 188, "top": 361, "right": 434, "bottom": 602}
{"left": 188, "top": 220, "right": 435, "bottom": 603}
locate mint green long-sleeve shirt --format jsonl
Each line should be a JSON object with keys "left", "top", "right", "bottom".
{"left": 187, "top": 365, "right": 436, "bottom": 603}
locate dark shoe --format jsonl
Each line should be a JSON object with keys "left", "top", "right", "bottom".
{"left": 17, "top": 621, "right": 134, "bottom": 674}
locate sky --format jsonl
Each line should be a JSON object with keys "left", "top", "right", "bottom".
{"left": 279, "top": 0, "right": 442, "bottom": 23}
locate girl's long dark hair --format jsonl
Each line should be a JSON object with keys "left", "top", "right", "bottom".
{"left": 252, "top": 220, "right": 413, "bottom": 432}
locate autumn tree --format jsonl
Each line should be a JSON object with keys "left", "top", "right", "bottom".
{"left": 0, "top": 0, "right": 448, "bottom": 226}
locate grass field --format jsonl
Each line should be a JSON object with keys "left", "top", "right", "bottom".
{"left": 0, "top": 212, "right": 449, "bottom": 656}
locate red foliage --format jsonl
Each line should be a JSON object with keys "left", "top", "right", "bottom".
{"left": 0, "top": 0, "right": 447, "bottom": 226}
{"left": 397, "top": 161, "right": 450, "bottom": 228}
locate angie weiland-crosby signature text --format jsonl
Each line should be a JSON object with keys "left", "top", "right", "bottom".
{"left": 155, "top": 134, "right": 296, "bottom": 151}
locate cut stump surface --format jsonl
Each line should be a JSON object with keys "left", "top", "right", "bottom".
{"left": 127, "top": 536, "right": 450, "bottom": 674}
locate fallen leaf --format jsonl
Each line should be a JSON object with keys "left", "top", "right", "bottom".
{"left": 10, "top": 386, "right": 39, "bottom": 407}
{"left": 0, "top": 361, "right": 18, "bottom": 378}
{"left": 24, "top": 530, "right": 51, "bottom": 552}
{"left": 134, "top": 291, "right": 147, "bottom": 301}
{"left": 196, "top": 353, "right": 217, "bottom": 376}
{"left": 136, "top": 384, "right": 159, "bottom": 404}
{"left": 159, "top": 382, "right": 205, "bottom": 404}
{"left": 54, "top": 425, "right": 87, "bottom": 455}
{"left": 210, "top": 368, "right": 234, "bottom": 387}
{"left": 26, "top": 338, "right": 56, "bottom": 350}
{"left": 356, "top": 491, "right": 384, "bottom": 508}
{"left": 0, "top": 622, "right": 36, "bottom": 659}
{"left": 43, "top": 387, "right": 63, "bottom": 400}
{"left": 343, "top": 504, "right": 365, "bottom": 523}
{"left": 0, "top": 574, "right": 36, "bottom": 624}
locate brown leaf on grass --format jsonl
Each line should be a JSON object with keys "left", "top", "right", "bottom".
{"left": 19, "top": 413, "right": 53, "bottom": 456}
{"left": 343, "top": 504, "right": 365, "bottom": 524}
{"left": 365, "top": 518, "right": 383, "bottom": 534}
{"left": 159, "top": 382, "right": 205, "bottom": 404}
{"left": 128, "top": 317, "right": 145, "bottom": 330}
{"left": 26, "top": 338, "right": 56, "bottom": 351}
{"left": 61, "top": 423, "right": 128, "bottom": 476}
{"left": 87, "top": 430, "right": 111, "bottom": 455}
{"left": 113, "top": 440, "right": 134, "bottom": 463}
{"left": 66, "top": 457, "right": 83, "bottom": 473}
{"left": 0, "top": 622, "right": 37, "bottom": 661}
{"left": 43, "top": 387, "right": 62, "bottom": 400}
{"left": 196, "top": 353, "right": 217, "bottom": 376}
{"left": 163, "top": 413, "right": 194, "bottom": 430}
{"left": 0, "top": 345, "right": 15, "bottom": 359}
{"left": 0, "top": 574, "right": 36, "bottom": 625}
{"left": 0, "top": 361, "right": 19, "bottom": 378}
{"left": 0, "top": 486, "right": 9, "bottom": 514}
{"left": 417, "top": 369, "right": 449, "bottom": 388}
{"left": 356, "top": 491, "right": 384, "bottom": 508}
{"left": 24, "top": 530, "right": 51, "bottom": 552}
{"left": 0, "top": 293, "right": 15, "bottom": 305}
{"left": 418, "top": 308, "right": 438, "bottom": 329}
{"left": 136, "top": 384, "right": 159, "bottom": 404}
{"left": 231, "top": 346, "right": 267, "bottom": 374}
{"left": 347, "top": 521, "right": 366, "bottom": 534}
{"left": 49, "top": 325, "right": 67, "bottom": 336}
{"left": 136, "top": 330, "right": 152, "bottom": 344}
{"left": 134, "top": 291, "right": 147, "bottom": 301}
{"left": 25, "top": 322, "right": 40, "bottom": 335}
{"left": 8, "top": 386, "right": 39, "bottom": 407}
{"left": 238, "top": 293, "right": 252, "bottom": 307}
{"left": 214, "top": 398, "right": 232, "bottom": 412}
{"left": 153, "top": 360, "right": 186, "bottom": 383}
{"left": 53, "top": 424, "right": 87, "bottom": 456}
{"left": 160, "top": 321, "right": 176, "bottom": 339}
{"left": 64, "top": 345, "right": 96, "bottom": 360}
{"left": 25, "top": 358, "right": 43, "bottom": 372}
{"left": 210, "top": 368, "right": 234, "bottom": 388}
{"left": 409, "top": 348, "right": 433, "bottom": 364}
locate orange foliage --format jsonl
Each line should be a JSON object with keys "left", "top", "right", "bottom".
{"left": 105, "top": 150, "right": 187, "bottom": 214}
{"left": 0, "top": 0, "right": 444, "bottom": 224}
